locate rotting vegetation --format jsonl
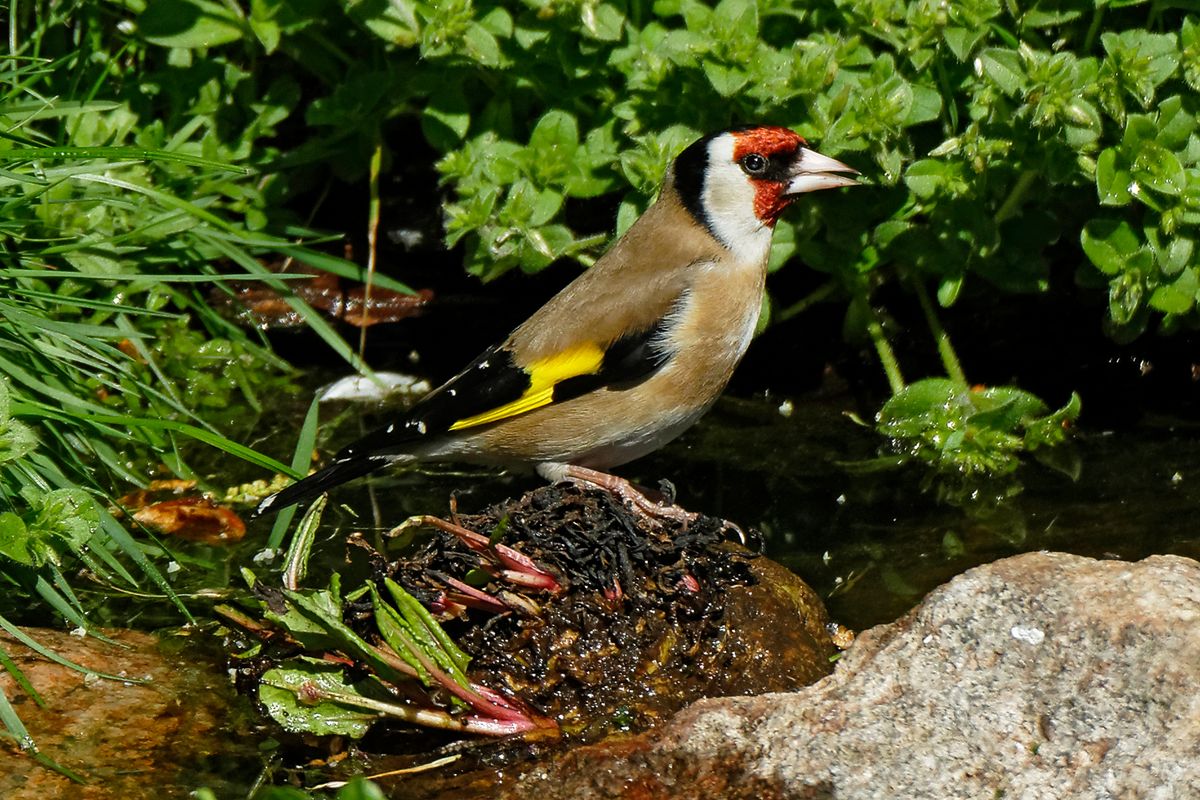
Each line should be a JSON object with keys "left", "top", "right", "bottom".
{"left": 219, "top": 483, "right": 835, "bottom": 756}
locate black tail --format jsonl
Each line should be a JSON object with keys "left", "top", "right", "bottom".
{"left": 253, "top": 456, "right": 389, "bottom": 517}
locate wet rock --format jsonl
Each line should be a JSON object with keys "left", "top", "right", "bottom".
{"left": 0, "top": 628, "right": 258, "bottom": 800}
{"left": 501, "top": 552, "right": 1200, "bottom": 799}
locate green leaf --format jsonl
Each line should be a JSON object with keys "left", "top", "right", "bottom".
{"left": 463, "top": 23, "right": 502, "bottom": 66}
{"left": 1154, "top": 96, "right": 1195, "bottom": 150}
{"left": 139, "top": 0, "right": 249, "bottom": 48}
{"left": 529, "top": 110, "right": 579, "bottom": 154}
{"left": 530, "top": 189, "right": 564, "bottom": 226}
{"left": 1095, "top": 148, "right": 1132, "bottom": 206}
{"left": 1149, "top": 268, "right": 1198, "bottom": 314}
{"left": 370, "top": 586, "right": 432, "bottom": 684}
{"left": 978, "top": 48, "right": 1027, "bottom": 95}
{"left": 943, "top": 26, "right": 985, "bottom": 61}
{"left": 582, "top": 3, "right": 625, "bottom": 41}
{"left": 904, "top": 159, "right": 950, "bottom": 199}
{"left": 968, "top": 386, "right": 1047, "bottom": 429}
{"left": 702, "top": 62, "right": 749, "bottom": 97}
{"left": 1146, "top": 227, "right": 1194, "bottom": 276}
{"left": 713, "top": 0, "right": 758, "bottom": 41}
{"left": 1101, "top": 30, "right": 1181, "bottom": 109}
{"left": 1021, "top": 8, "right": 1084, "bottom": 28}
{"left": 259, "top": 660, "right": 379, "bottom": 737}
{"left": 276, "top": 576, "right": 414, "bottom": 686}
{"left": 877, "top": 378, "right": 962, "bottom": 437}
{"left": 1081, "top": 218, "right": 1142, "bottom": 275}
{"left": 421, "top": 88, "right": 471, "bottom": 150}
{"left": 0, "top": 514, "right": 34, "bottom": 566}
{"left": 905, "top": 85, "right": 943, "bottom": 125}
{"left": 0, "top": 380, "right": 38, "bottom": 465}
{"left": 1063, "top": 99, "right": 1102, "bottom": 148}
{"left": 345, "top": 0, "right": 419, "bottom": 46}
{"left": 33, "top": 489, "right": 100, "bottom": 554}
{"left": 336, "top": 778, "right": 388, "bottom": 800}
{"left": 478, "top": 7, "right": 514, "bottom": 38}
{"left": 1131, "top": 141, "right": 1186, "bottom": 196}
{"left": 1182, "top": 18, "right": 1200, "bottom": 92}
{"left": 385, "top": 578, "right": 471, "bottom": 675}
{"left": 937, "top": 274, "right": 963, "bottom": 306}
{"left": 1024, "top": 393, "right": 1082, "bottom": 450}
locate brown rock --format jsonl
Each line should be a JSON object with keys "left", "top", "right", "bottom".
{"left": 502, "top": 553, "right": 1200, "bottom": 799}
{"left": 0, "top": 628, "right": 254, "bottom": 799}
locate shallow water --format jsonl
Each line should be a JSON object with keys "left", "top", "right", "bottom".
{"left": 640, "top": 395, "right": 1200, "bottom": 630}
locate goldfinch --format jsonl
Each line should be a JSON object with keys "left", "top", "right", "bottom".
{"left": 256, "top": 125, "right": 857, "bottom": 518}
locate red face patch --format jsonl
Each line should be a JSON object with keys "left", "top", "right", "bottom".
{"left": 731, "top": 126, "right": 806, "bottom": 162}
{"left": 732, "top": 126, "right": 807, "bottom": 225}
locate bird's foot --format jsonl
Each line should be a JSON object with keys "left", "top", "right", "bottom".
{"left": 538, "top": 464, "right": 746, "bottom": 541}
{"left": 540, "top": 464, "right": 696, "bottom": 530}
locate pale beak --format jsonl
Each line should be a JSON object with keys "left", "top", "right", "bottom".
{"left": 784, "top": 148, "right": 859, "bottom": 195}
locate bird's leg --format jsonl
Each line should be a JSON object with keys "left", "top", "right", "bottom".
{"left": 538, "top": 463, "right": 699, "bottom": 527}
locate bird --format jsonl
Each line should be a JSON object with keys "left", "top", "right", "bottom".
{"left": 255, "top": 125, "right": 858, "bottom": 520}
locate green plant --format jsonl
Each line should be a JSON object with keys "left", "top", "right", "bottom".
{"left": 0, "top": 2, "right": 403, "bottom": 768}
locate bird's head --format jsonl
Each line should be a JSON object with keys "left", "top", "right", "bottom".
{"left": 671, "top": 125, "right": 858, "bottom": 259}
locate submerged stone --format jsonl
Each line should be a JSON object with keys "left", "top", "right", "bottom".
{"left": 0, "top": 628, "right": 259, "bottom": 799}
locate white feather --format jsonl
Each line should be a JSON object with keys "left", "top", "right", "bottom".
{"left": 700, "top": 134, "right": 775, "bottom": 265}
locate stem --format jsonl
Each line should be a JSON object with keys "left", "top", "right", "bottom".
{"left": 368, "top": 635, "right": 529, "bottom": 724}
{"left": 776, "top": 279, "right": 839, "bottom": 323}
{"left": 994, "top": 170, "right": 1038, "bottom": 225}
{"left": 935, "top": 54, "right": 959, "bottom": 133}
{"left": 294, "top": 684, "right": 543, "bottom": 735}
{"left": 431, "top": 572, "right": 511, "bottom": 615}
{"left": 867, "top": 312, "right": 905, "bottom": 395}
{"left": 1082, "top": 3, "right": 1105, "bottom": 54}
{"left": 854, "top": 288, "right": 905, "bottom": 395}
{"left": 395, "top": 515, "right": 560, "bottom": 592}
{"left": 8, "top": 0, "right": 17, "bottom": 57}
{"left": 357, "top": 138, "right": 383, "bottom": 359}
{"left": 910, "top": 277, "right": 968, "bottom": 387}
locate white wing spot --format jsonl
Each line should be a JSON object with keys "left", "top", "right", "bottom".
{"left": 417, "top": 421, "right": 427, "bottom": 434}
{"left": 386, "top": 424, "right": 395, "bottom": 434}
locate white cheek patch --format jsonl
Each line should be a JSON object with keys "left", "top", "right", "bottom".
{"left": 701, "top": 136, "right": 774, "bottom": 265}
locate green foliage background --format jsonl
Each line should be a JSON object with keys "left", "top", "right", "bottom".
{"left": 147, "top": 0, "right": 1200, "bottom": 327}
{"left": 65, "top": 0, "right": 1198, "bottom": 333}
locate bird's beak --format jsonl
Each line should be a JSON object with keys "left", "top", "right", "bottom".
{"left": 784, "top": 148, "right": 860, "bottom": 195}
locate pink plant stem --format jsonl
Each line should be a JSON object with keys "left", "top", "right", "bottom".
{"left": 412, "top": 515, "right": 560, "bottom": 590}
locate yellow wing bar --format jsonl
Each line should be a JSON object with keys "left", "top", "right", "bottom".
{"left": 448, "top": 341, "right": 605, "bottom": 431}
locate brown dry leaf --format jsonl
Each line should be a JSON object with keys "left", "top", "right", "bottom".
{"left": 117, "top": 479, "right": 198, "bottom": 511}
{"left": 132, "top": 498, "right": 246, "bottom": 544}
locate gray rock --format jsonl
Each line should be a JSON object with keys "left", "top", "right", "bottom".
{"left": 504, "top": 552, "right": 1200, "bottom": 799}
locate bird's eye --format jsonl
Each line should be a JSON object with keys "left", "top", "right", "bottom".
{"left": 740, "top": 153, "right": 768, "bottom": 175}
